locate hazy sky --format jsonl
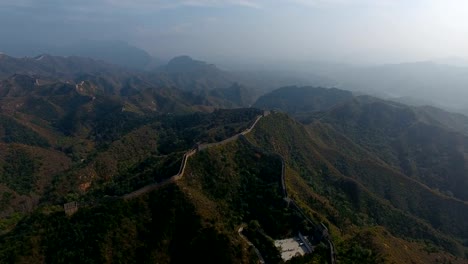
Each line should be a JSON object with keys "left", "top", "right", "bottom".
{"left": 1, "top": 0, "right": 468, "bottom": 64}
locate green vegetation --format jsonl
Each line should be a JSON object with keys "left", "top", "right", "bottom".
{"left": 247, "top": 113, "right": 467, "bottom": 259}
{"left": 243, "top": 223, "right": 282, "bottom": 264}
{"left": 155, "top": 108, "right": 262, "bottom": 154}
{"left": 309, "top": 96, "right": 468, "bottom": 201}
{"left": 1, "top": 65, "right": 468, "bottom": 264}
{"left": 0, "top": 148, "right": 36, "bottom": 195}
{"left": 181, "top": 138, "right": 335, "bottom": 263}
{"left": 184, "top": 139, "right": 292, "bottom": 236}
{"left": 287, "top": 243, "right": 330, "bottom": 264}
{"left": 0, "top": 184, "right": 244, "bottom": 264}
{"left": 0, "top": 213, "right": 23, "bottom": 234}
{"left": 20, "top": 97, "right": 61, "bottom": 121}
{"left": 93, "top": 152, "right": 183, "bottom": 197}
{"left": 0, "top": 116, "right": 50, "bottom": 147}
{"left": 1, "top": 107, "right": 467, "bottom": 263}
{"left": 35, "top": 108, "right": 262, "bottom": 207}
{"left": 336, "top": 232, "right": 387, "bottom": 264}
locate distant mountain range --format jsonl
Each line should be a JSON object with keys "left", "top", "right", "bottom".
{"left": 254, "top": 86, "right": 353, "bottom": 114}
{"left": 0, "top": 53, "right": 264, "bottom": 110}
{"left": 318, "top": 61, "right": 468, "bottom": 114}
{"left": 0, "top": 40, "right": 162, "bottom": 70}
{"left": 5, "top": 40, "right": 468, "bottom": 115}
{"left": 255, "top": 86, "right": 468, "bottom": 201}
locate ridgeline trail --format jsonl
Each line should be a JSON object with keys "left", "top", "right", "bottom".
{"left": 122, "top": 148, "right": 196, "bottom": 200}
{"left": 123, "top": 114, "right": 264, "bottom": 200}
{"left": 122, "top": 111, "right": 336, "bottom": 263}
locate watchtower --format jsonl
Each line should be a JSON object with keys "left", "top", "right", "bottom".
{"left": 64, "top": 201, "right": 78, "bottom": 216}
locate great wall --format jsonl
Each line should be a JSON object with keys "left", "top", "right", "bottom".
{"left": 68, "top": 110, "right": 336, "bottom": 263}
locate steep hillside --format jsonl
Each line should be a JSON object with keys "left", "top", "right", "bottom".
{"left": 415, "top": 105, "right": 468, "bottom": 136}
{"left": 0, "top": 104, "right": 261, "bottom": 224}
{"left": 246, "top": 113, "right": 468, "bottom": 260}
{"left": 312, "top": 96, "right": 468, "bottom": 201}
{"left": 0, "top": 184, "right": 251, "bottom": 264}
{"left": 0, "top": 113, "right": 278, "bottom": 264}
{"left": 256, "top": 87, "right": 468, "bottom": 202}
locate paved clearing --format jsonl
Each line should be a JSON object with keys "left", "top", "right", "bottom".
{"left": 274, "top": 238, "right": 307, "bottom": 261}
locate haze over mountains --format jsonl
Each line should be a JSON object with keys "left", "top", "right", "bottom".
{"left": 2, "top": 0, "right": 468, "bottom": 262}
{"left": 6, "top": 38, "right": 468, "bottom": 116}
{"left": 0, "top": 41, "right": 159, "bottom": 70}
